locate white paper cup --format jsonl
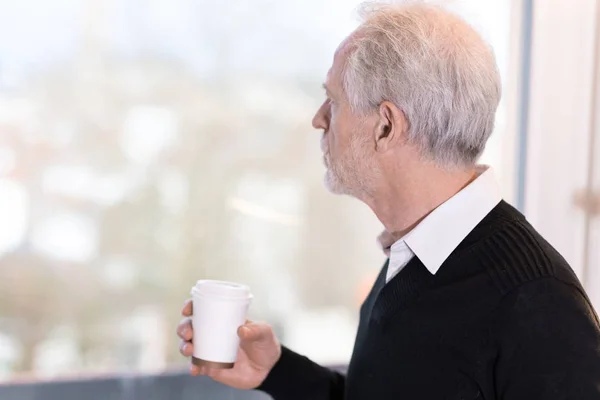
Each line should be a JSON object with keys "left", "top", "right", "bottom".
{"left": 190, "top": 280, "right": 253, "bottom": 369}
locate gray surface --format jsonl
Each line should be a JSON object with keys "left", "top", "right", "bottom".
{"left": 0, "top": 371, "right": 272, "bottom": 400}
{"left": 515, "top": 0, "right": 534, "bottom": 211}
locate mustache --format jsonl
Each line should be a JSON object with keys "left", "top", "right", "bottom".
{"left": 320, "top": 136, "right": 328, "bottom": 154}
{"left": 320, "top": 139, "right": 330, "bottom": 168}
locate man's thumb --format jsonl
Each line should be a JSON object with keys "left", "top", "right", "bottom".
{"left": 238, "top": 323, "right": 265, "bottom": 342}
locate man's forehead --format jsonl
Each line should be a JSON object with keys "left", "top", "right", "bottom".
{"left": 334, "top": 34, "right": 356, "bottom": 59}
{"left": 326, "top": 35, "right": 355, "bottom": 88}
{"left": 324, "top": 66, "right": 339, "bottom": 92}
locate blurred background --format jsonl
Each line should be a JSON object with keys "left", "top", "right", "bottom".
{"left": 0, "top": 0, "right": 599, "bottom": 397}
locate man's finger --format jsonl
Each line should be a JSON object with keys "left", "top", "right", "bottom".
{"left": 176, "top": 318, "right": 193, "bottom": 340}
{"left": 179, "top": 340, "right": 193, "bottom": 357}
{"left": 182, "top": 299, "right": 193, "bottom": 316}
{"left": 238, "top": 322, "right": 266, "bottom": 342}
{"left": 207, "top": 368, "right": 223, "bottom": 379}
{"left": 190, "top": 364, "right": 201, "bottom": 376}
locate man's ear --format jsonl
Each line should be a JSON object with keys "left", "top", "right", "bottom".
{"left": 374, "top": 101, "right": 407, "bottom": 152}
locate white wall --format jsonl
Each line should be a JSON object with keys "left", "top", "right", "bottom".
{"left": 524, "top": 0, "right": 600, "bottom": 307}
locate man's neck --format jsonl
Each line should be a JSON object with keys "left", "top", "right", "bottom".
{"left": 365, "top": 164, "right": 478, "bottom": 242}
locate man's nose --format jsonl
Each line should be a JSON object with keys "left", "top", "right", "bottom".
{"left": 312, "top": 101, "right": 330, "bottom": 131}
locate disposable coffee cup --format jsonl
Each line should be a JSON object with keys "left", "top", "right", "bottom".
{"left": 190, "top": 280, "right": 253, "bottom": 369}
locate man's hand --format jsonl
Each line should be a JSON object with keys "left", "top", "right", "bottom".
{"left": 176, "top": 299, "right": 282, "bottom": 390}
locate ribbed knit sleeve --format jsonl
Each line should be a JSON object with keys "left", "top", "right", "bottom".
{"left": 256, "top": 346, "right": 345, "bottom": 400}
{"left": 494, "top": 277, "right": 600, "bottom": 399}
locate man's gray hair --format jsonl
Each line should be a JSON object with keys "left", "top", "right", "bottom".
{"left": 343, "top": 2, "right": 502, "bottom": 168}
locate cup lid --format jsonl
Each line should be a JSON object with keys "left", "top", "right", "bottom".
{"left": 191, "top": 280, "right": 252, "bottom": 300}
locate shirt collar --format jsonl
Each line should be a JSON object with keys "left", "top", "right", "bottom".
{"left": 393, "top": 166, "right": 502, "bottom": 275}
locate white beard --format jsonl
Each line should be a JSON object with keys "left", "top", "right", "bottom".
{"left": 321, "top": 133, "right": 376, "bottom": 197}
{"left": 322, "top": 148, "right": 346, "bottom": 194}
{"left": 324, "top": 167, "right": 345, "bottom": 194}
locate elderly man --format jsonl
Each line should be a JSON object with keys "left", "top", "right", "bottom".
{"left": 177, "top": 3, "right": 600, "bottom": 399}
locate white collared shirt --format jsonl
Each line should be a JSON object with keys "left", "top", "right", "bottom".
{"left": 386, "top": 166, "right": 502, "bottom": 283}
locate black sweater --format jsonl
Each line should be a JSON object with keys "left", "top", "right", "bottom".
{"left": 258, "top": 201, "right": 600, "bottom": 399}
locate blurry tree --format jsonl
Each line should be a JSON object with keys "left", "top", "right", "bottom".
{"left": 0, "top": 0, "right": 378, "bottom": 377}
{"left": 0, "top": 252, "right": 67, "bottom": 372}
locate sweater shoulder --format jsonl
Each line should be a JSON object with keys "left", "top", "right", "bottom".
{"left": 471, "top": 212, "right": 583, "bottom": 296}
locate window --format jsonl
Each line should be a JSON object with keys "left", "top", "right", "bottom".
{"left": 0, "top": 0, "right": 518, "bottom": 379}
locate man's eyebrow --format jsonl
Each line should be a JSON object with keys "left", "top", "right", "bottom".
{"left": 322, "top": 83, "right": 334, "bottom": 98}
